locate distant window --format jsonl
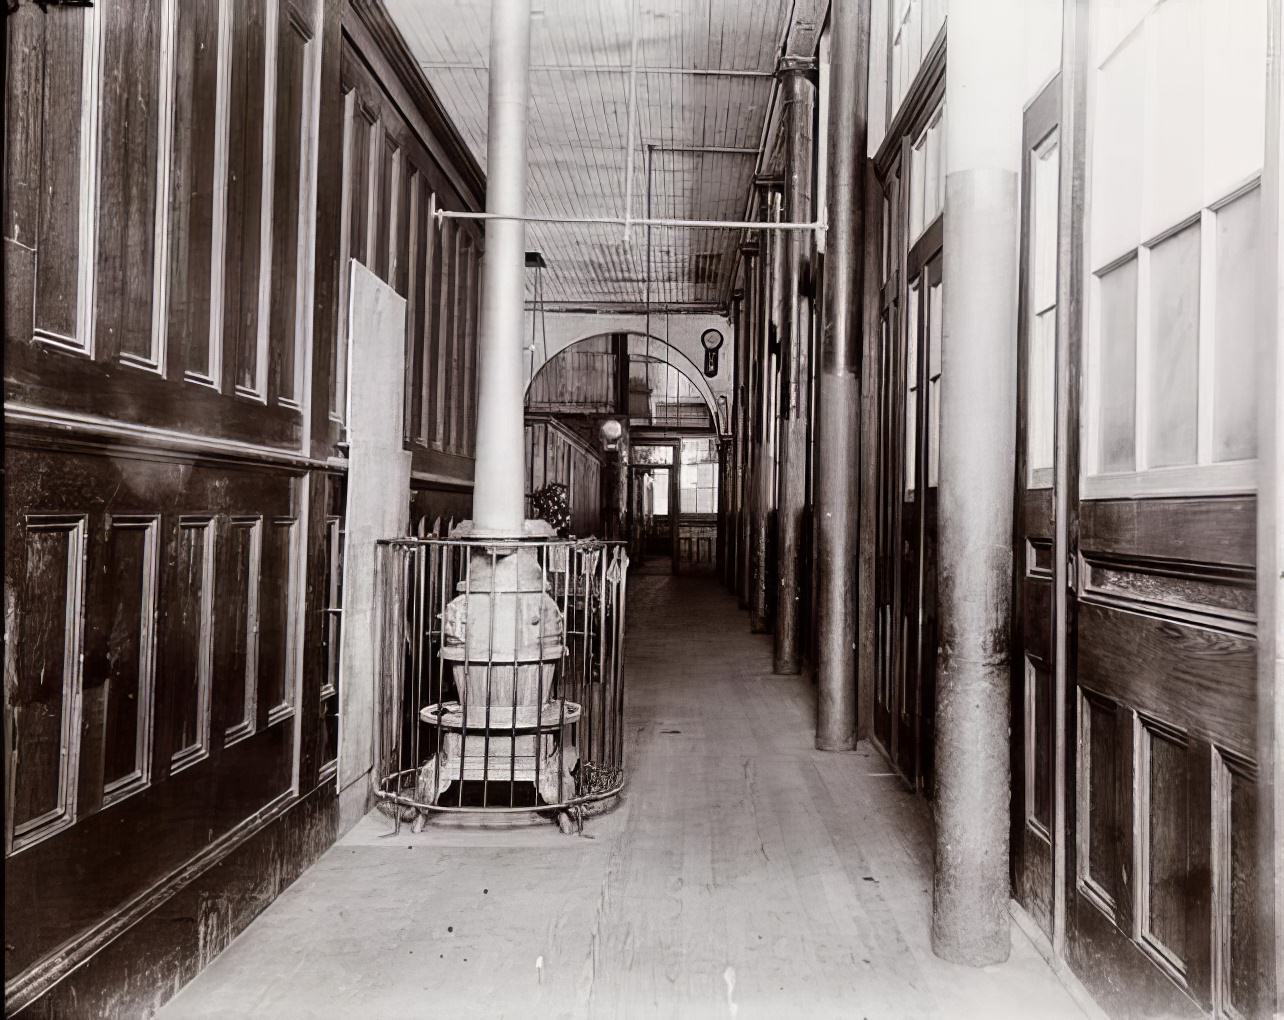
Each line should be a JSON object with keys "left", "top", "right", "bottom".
{"left": 679, "top": 439, "right": 719, "bottom": 515}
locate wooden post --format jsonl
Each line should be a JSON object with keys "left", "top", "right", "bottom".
{"left": 815, "top": 0, "right": 869, "bottom": 749}
{"left": 773, "top": 60, "right": 815, "bottom": 675}
{"left": 931, "top": 1, "right": 1022, "bottom": 966}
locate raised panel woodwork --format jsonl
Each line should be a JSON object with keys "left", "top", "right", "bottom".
{"left": 259, "top": 517, "right": 299, "bottom": 723}
{"left": 1024, "top": 657, "right": 1052, "bottom": 838}
{"left": 267, "top": 5, "right": 314, "bottom": 408}
{"left": 1137, "top": 717, "right": 1193, "bottom": 981}
{"left": 98, "top": 516, "right": 160, "bottom": 804}
{"left": 166, "top": 0, "right": 223, "bottom": 386}
{"left": 1080, "top": 497, "right": 1256, "bottom": 568}
{"left": 347, "top": 100, "right": 374, "bottom": 269}
{"left": 1081, "top": 554, "right": 1254, "bottom": 634}
{"left": 449, "top": 232, "right": 471, "bottom": 453}
{"left": 32, "top": 8, "right": 98, "bottom": 353}
{"left": 226, "top": 0, "right": 271, "bottom": 397}
{"left": 219, "top": 516, "right": 262, "bottom": 744}
{"left": 401, "top": 170, "right": 421, "bottom": 443}
{"left": 4, "top": 441, "right": 301, "bottom": 980}
{"left": 418, "top": 187, "right": 441, "bottom": 448}
{"left": 95, "top": 0, "right": 163, "bottom": 367}
{"left": 167, "top": 516, "right": 215, "bottom": 771}
{"left": 1214, "top": 751, "right": 1266, "bottom": 1018}
{"left": 434, "top": 217, "right": 456, "bottom": 450}
{"left": 9, "top": 516, "right": 88, "bottom": 851}
{"left": 1078, "top": 688, "right": 1121, "bottom": 919}
{"left": 1076, "top": 601, "right": 1256, "bottom": 757}
{"left": 394, "top": 149, "right": 412, "bottom": 295}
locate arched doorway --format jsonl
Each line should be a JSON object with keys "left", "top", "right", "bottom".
{"left": 525, "top": 333, "right": 723, "bottom": 574}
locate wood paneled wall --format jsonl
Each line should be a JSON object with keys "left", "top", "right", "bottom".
{"left": 338, "top": 10, "right": 484, "bottom": 485}
{"left": 3, "top": 0, "right": 485, "bottom": 1012}
{"left": 525, "top": 418, "right": 605, "bottom": 539}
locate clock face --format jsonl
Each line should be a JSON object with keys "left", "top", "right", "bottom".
{"left": 700, "top": 328, "right": 724, "bottom": 352}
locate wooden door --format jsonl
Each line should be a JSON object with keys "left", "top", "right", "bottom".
{"left": 872, "top": 211, "right": 942, "bottom": 790}
{"left": 1064, "top": 2, "right": 1268, "bottom": 1012}
{"left": 1011, "top": 77, "right": 1061, "bottom": 938}
{"left": 872, "top": 82, "right": 946, "bottom": 793}
{"left": 873, "top": 159, "right": 903, "bottom": 764}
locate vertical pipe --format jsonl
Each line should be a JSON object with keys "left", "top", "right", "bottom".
{"left": 749, "top": 186, "right": 775, "bottom": 633}
{"left": 815, "top": 0, "right": 869, "bottom": 750}
{"left": 774, "top": 61, "right": 816, "bottom": 675}
{"left": 471, "top": 0, "right": 533, "bottom": 536}
{"left": 739, "top": 260, "right": 754, "bottom": 603}
{"left": 931, "top": 0, "right": 1023, "bottom": 967}
{"left": 737, "top": 258, "right": 757, "bottom": 607}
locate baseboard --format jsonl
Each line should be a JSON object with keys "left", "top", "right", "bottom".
{"left": 11, "top": 783, "right": 338, "bottom": 1019}
{"left": 1010, "top": 898, "right": 1111, "bottom": 1020}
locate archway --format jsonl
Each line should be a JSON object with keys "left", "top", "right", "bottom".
{"left": 523, "top": 333, "right": 724, "bottom": 575}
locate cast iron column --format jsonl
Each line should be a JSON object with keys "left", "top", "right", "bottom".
{"left": 815, "top": 0, "right": 869, "bottom": 750}
{"left": 470, "top": 0, "right": 533, "bottom": 534}
{"left": 737, "top": 252, "right": 757, "bottom": 608}
{"left": 726, "top": 293, "right": 743, "bottom": 591}
{"left": 932, "top": 0, "right": 1023, "bottom": 966}
{"left": 773, "top": 59, "right": 816, "bottom": 675}
{"left": 748, "top": 184, "right": 775, "bottom": 634}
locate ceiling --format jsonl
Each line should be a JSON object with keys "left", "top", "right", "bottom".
{"left": 384, "top": 0, "right": 795, "bottom": 311}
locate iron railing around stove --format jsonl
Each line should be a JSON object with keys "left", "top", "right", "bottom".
{"left": 374, "top": 536, "right": 628, "bottom": 831}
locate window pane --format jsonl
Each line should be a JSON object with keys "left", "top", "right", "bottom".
{"left": 634, "top": 445, "right": 673, "bottom": 465}
{"left": 651, "top": 472, "right": 668, "bottom": 516}
{"left": 1143, "top": 0, "right": 1204, "bottom": 238}
{"left": 1090, "top": 31, "right": 1144, "bottom": 269}
{"left": 1033, "top": 138, "right": 1060, "bottom": 313}
{"left": 1097, "top": 258, "right": 1138, "bottom": 473}
{"left": 1147, "top": 222, "right": 1200, "bottom": 469}
{"left": 1213, "top": 187, "right": 1260, "bottom": 462}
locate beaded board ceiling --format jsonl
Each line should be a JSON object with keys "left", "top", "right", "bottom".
{"left": 385, "top": 0, "right": 793, "bottom": 311}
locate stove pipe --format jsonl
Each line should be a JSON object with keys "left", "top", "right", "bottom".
{"left": 471, "top": 0, "right": 534, "bottom": 536}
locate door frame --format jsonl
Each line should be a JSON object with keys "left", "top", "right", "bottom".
{"left": 1010, "top": 71, "right": 1063, "bottom": 941}
{"left": 628, "top": 439, "right": 680, "bottom": 574}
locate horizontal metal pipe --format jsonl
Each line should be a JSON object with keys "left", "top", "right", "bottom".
{"left": 647, "top": 144, "right": 760, "bottom": 155}
{"left": 420, "top": 61, "right": 774, "bottom": 78}
{"left": 437, "top": 208, "right": 825, "bottom": 232}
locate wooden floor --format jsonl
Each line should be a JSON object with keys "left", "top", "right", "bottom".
{"left": 161, "top": 573, "right": 1089, "bottom": 1019}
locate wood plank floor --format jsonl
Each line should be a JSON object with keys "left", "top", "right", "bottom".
{"left": 161, "top": 573, "right": 1089, "bottom": 1019}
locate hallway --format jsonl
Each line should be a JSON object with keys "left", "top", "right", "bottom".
{"left": 162, "top": 575, "right": 1087, "bottom": 1019}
